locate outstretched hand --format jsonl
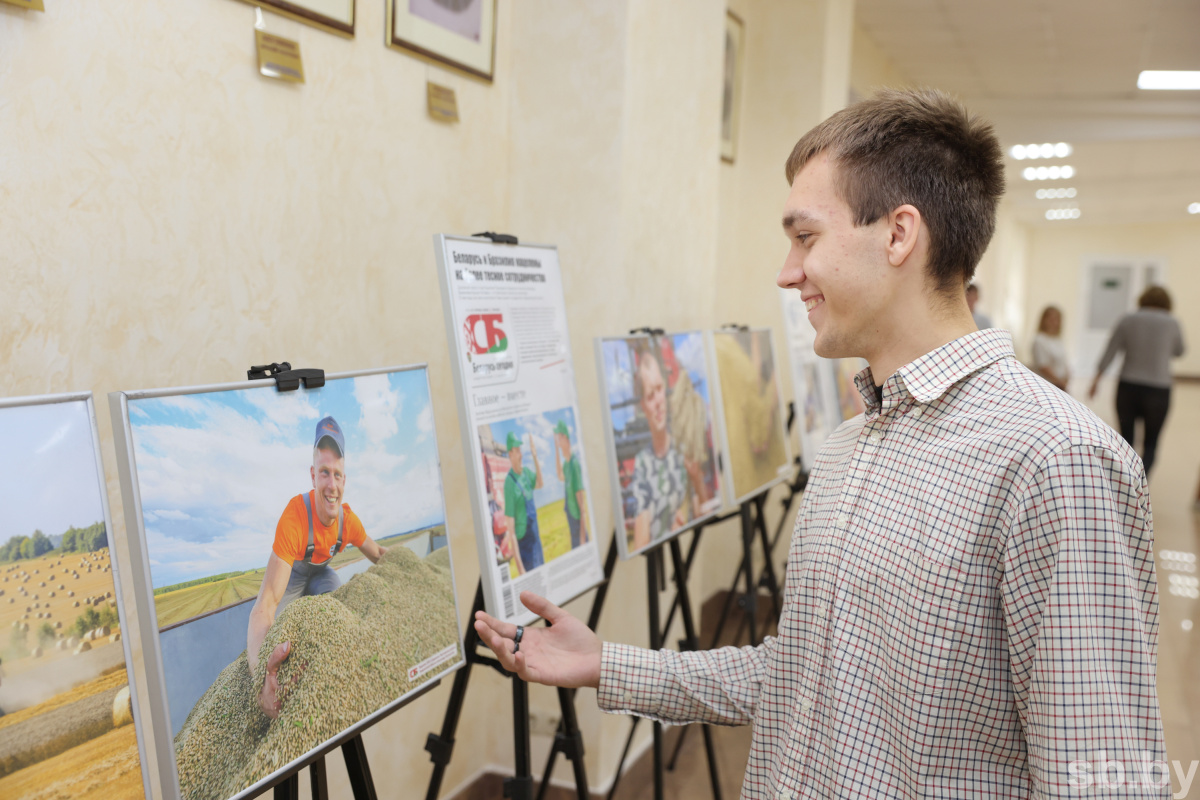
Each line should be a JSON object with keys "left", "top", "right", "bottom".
{"left": 258, "top": 641, "right": 291, "bottom": 719}
{"left": 474, "top": 591, "right": 602, "bottom": 689}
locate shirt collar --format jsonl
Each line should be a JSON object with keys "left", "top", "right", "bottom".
{"left": 854, "top": 328, "right": 1016, "bottom": 413}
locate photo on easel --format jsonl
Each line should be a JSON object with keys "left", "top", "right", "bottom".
{"left": 0, "top": 393, "right": 150, "bottom": 800}
{"left": 596, "top": 332, "right": 723, "bottom": 559}
{"left": 708, "top": 328, "right": 792, "bottom": 503}
{"left": 111, "top": 366, "right": 463, "bottom": 800}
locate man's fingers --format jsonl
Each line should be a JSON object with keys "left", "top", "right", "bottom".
{"left": 265, "top": 641, "right": 291, "bottom": 673}
{"left": 473, "top": 620, "right": 519, "bottom": 671}
{"left": 519, "top": 591, "right": 567, "bottom": 625}
{"left": 474, "top": 609, "right": 518, "bottom": 640}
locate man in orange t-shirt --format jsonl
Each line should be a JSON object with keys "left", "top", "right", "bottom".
{"left": 246, "top": 416, "right": 389, "bottom": 719}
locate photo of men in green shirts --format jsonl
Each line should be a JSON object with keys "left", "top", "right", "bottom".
{"left": 504, "top": 430, "right": 544, "bottom": 573}
{"left": 554, "top": 420, "right": 589, "bottom": 548}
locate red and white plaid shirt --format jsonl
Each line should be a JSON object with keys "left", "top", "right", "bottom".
{"left": 599, "top": 329, "right": 1167, "bottom": 799}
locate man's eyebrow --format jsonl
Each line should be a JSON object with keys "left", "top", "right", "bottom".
{"left": 782, "top": 210, "right": 819, "bottom": 231}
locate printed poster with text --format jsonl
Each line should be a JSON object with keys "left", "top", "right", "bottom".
{"left": 435, "top": 235, "right": 604, "bottom": 624}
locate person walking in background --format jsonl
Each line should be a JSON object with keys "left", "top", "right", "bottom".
{"left": 966, "top": 282, "right": 992, "bottom": 329}
{"left": 1088, "top": 286, "right": 1186, "bottom": 474}
{"left": 1031, "top": 305, "right": 1070, "bottom": 391}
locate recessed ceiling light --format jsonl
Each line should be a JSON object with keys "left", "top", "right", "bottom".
{"left": 1036, "top": 188, "right": 1077, "bottom": 200}
{"left": 1011, "top": 142, "right": 1073, "bottom": 160}
{"left": 1045, "top": 208, "right": 1081, "bottom": 220}
{"left": 1138, "top": 70, "right": 1200, "bottom": 90}
{"left": 1024, "top": 166, "right": 1075, "bottom": 181}
{"left": 1189, "top": 202, "right": 1200, "bottom": 214}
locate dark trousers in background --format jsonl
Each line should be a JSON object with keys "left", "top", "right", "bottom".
{"left": 1116, "top": 380, "right": 1172, "bottom": 474}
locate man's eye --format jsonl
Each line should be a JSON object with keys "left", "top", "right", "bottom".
{"left": 796, "top": 234, "right": 812, "bottom": 245}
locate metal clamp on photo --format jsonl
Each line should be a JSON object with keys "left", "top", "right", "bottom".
{"left": 629, "top": 326, "right": 666, "bottom": 336}
{"left": 720, "top": 322, "right": 750, "bottom": 331}
{"left": 472, "top": 231, "right": 520, "bottom": 245}
{"left": 247, "top": 362, "right": 326, "bottom": 392}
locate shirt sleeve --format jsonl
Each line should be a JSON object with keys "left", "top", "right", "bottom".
{"left": 272, "top": 496, "right": 302, "bottom": 566}
{"left": 596, "top": 638, "right": 777, "bottom": 727}
{"left": 1095, "top": 318, "right": 1127, "bottom": 376}
{"left": 503, "top": 474, "right": 518, "bottom": 518}
{"left": 1001, "top": 445, "right": 1165, "bottom": 797}
{"left": 343, "top": 507, "right": 367, "bottom": 548}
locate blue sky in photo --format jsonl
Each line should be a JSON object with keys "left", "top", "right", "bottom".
{"left": 0, "top": 399, "right": 105, "bottom": 540}
{"left": 128, "top": 370, "right": 445, "bottom": 587}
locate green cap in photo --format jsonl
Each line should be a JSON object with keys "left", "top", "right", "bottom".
{"left": 554, "top": 420, "right": 569, "bottom": 436}
{"left": 506, "top": 431, "right": 522, "bottom": 451}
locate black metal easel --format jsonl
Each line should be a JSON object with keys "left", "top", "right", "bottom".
{"left": 425, "top": 541, "right": 619, "bottom": 800}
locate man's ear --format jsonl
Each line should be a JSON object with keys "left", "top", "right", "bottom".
{"left": 311, "top": 465, "right": 316, "bottom": 487}
{"left": 885, "top": 204, "right": 922, "bottom": 267}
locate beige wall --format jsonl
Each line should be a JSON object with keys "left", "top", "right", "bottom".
{"left": 1, "top": 0, "right": 838, "bottom": 796}
{"left": 849, "top": 22, "right": 910, "bottom": 100}
{"left": 1021, "top": 219, "right": 1198, "bottom": 378}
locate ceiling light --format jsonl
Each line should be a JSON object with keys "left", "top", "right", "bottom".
{"left": 1061, "top": 165, "right": 1075, "bottom": 179}
{"left": 1036, "top": 166, "right": 1049, "bottom": 179}
{"left": 1138, "top": 70, "right": 1200, "bottom": 90}
{"left": 1045, "top": 208, "right": 1081, "bottom": 220}
{"left": 1066, "top": 188, "right": 1077, "bottom": 198}
{"left": 1036, "top": 188, "right": 1078, "bottom": 200}
{"left": 1011, "top": 142, "right": 1073, "bottom": 160}
{"left": 1024, "top": 166, "right": 1076, "bottom": 181}
{"left": 1054, "top": 142, "right": 1071, "bottom": 158}
{"left": 1039, "top": 143, "right": 1054, "bottom": 158}
{"left": 1012, "top": 145, "right": 1027, "bottom": 160}
{"left": 1189, "top": 202, "right": 1200, "bottom": 214}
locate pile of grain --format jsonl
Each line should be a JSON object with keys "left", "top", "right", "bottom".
{"left": 173, "top": 547, "right": 460, "bottom": 800}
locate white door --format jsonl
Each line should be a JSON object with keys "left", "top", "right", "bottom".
{"left": 1076, "top": 256, "right": 1168, "bottom": 378}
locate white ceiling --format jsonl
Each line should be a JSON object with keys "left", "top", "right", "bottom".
{"left": 854, "top": 0, "right": 1200, "bottom": 226}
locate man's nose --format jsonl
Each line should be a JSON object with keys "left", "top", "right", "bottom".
{"left": 777, "top": 254, "right": 804, "bottom": 289}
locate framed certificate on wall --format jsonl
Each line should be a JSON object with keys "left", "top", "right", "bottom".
{"left": 388, "top": 0, "right": 497, "bottom": 82}
{"left": 238, "top": 0, "right": 355, "bottom": 38}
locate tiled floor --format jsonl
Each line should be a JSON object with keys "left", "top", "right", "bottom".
{"left": 614, "top": 381, "right": 1200, "bottom": 799}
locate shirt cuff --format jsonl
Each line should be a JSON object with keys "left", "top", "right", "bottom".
{"left": 597, "top": 641, "right": 664, "bottom": 717}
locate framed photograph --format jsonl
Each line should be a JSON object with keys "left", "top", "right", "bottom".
{"left": 708, "top": 328, "right": 792, "bottom": 504}
{"left": 779, "top": 288, "right": 844, "bottom": 470}
{"left": 235, "top": 0, "right": 355, "bottom": 38}
{"left": 109, "top": 366, "right": 464, "bottom": 800}
{"left": 434, "top": 235, "right": 605, "bottom": 625}
{"left": 388, "top": 0, "right": 497, "bottom": 82}
{"left": 596, "top": 332, "right": 724, "bottom": 560}
{"left": 0, "top": 392, "right": 151, "bottom": 800}
{"left": 721, "top": 10, "right": 745, "bottom": 163}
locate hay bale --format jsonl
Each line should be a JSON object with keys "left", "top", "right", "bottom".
{"left": 31, "top": 646, "right": 42, "bottom": 658}
{"left": 113, "top": 686, "right": 134, "bottom": 728}
{"left": 174, "top": 547, "right": 460, "bottom": 800}
{"left": 74, "top": 641, "right": 91, "bottom": 654}
{"left": 109, "top": 631, "right": 121, "bottom": 643}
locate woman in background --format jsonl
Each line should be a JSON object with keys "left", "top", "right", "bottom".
{"left": 1088, "top": 286, "right": 1186, "bottom": 474}
{"left": 1031, "top": 305, "right": 1070, "bottom": 391}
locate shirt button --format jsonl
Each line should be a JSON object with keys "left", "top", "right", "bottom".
{"left": 911, "top": 404, "right": 923, "bottom": 419}
{"left": 800, "top": 698, "right": 812, "bottom": 713}
{"left": 835, "top": 513, "right": 849, "bottom": 529}
{"left": 776, "top": 792, "right": 793, "bottom": 800}
{"left": 868, "top": 431, "right": 883, "bottom": 445}
{"left": 622, "top": 690, "right": 633, "bottom": 704}
{"left": 816, "top": 607, "right": 827, "bottom": 618}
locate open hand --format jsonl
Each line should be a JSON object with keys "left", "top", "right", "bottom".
{"left": 474, "top": 591, "right": 602, "bottom": 689}
{"left": 258, "top": 641, "right": 291, "bottom": 719}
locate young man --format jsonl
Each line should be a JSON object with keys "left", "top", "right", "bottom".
{"left": 629, "top": 342, "right": 709, "bottom": 550}
{"left": 554, "top": 420, "right": 589, "bottom": 549}
{"left": 504, "top": 431, "right": 545, "bottom": 572}
{"left": 473, "top": 89, "right": 1167, "bottom": 798}
{"left": 247, "top": 416, "right": 388, "bottom": 719}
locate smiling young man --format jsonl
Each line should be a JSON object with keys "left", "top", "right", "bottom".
{"left": 473, "top": 89, "right": 1167, "bottom": 798}
{"left": 247, "top": 415, "right": 388, "bottom": 719}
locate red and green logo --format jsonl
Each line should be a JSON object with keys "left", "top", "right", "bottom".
{"left": 464, "top": 314, "right": 508, "bottom": 355}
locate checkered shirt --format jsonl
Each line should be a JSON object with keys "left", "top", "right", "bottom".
{"left": 598, "top": 329, "right": 1167, "bottom": 799}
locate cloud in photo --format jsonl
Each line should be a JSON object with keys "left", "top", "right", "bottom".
{"left": 127, "top": 370, "right": 444, "bottom": 587}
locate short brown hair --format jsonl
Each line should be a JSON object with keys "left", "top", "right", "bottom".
{"left": 785, "top": 88, "right": 1005, "bottom": 291}
{"left": 1138, "top": 286, "right": 1172, "bottom": 311}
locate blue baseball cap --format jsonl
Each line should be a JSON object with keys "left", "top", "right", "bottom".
{"left": 314, "top": 416, "right": 345, "bottom": 457}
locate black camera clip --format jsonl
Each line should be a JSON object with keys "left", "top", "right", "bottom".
{"left": 247, "top": 362, "right": 325, "bottom": 392}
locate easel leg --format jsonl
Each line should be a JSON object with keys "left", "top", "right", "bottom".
{"left": 342, "top": 735, "right": 377, "bottom": 800}
{"left": 753, "top": 495, "right": 783, "bottom": 621}
{"left": 647, "top": 550, "right": 665, "bottom": 800}
{"left": 273, "top": 774, "right": 299, "bottom": 800}
{"left": 425, "top": 583, "right": 485, "bottom": 800}
{"left": 664, "top": 538, "right": 723, "bottom": 799}
{"left": 309, "top": 756, "right": 329, "bottom": 800}
{"left": 740, "top": 502, "right": 759, "bottom": 646}
{"left": 504, "top": 678, "right": 534, "bottom": 799}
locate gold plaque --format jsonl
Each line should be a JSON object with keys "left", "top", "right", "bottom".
{"left": 1, "top": 0, "right": 45, "bottom": 10}
{"left": 426, "top": 82, "right": 459, "bottom": 123}
{"left": 255, "top": 30, "right": 305, "bottom": 84}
